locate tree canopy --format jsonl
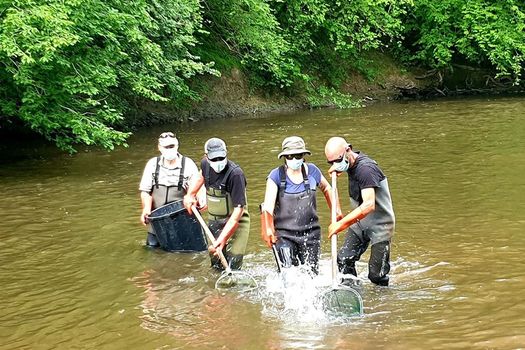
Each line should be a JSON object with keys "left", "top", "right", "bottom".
{"left": 1, "top": 0, "right": 523, "bottom": 151}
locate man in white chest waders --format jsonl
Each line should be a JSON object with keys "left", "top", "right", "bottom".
{"left": 139, "top": 132, "right": 201, "bottom": 247}
{"left": 183, "top": 138, "right": 250, "bottom": 270}
{"left": 325, "top": 137, "right": 395, "bottom": 286}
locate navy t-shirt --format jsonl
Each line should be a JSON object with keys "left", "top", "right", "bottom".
{"left": 348, "top": 152, "right": 385, "bottom": 204}
{"left": 268, "top": 163, "right": 322, "bottom": 193}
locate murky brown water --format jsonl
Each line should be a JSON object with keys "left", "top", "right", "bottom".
{"left": 1, "top": 96, "right": 525, "bottom": 349}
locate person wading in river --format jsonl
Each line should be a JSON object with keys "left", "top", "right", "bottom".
{"left": 183, "top": 138, "right": 250, "bottom": 270}
{"left": 139, "top": 132, "right": 202, "bottom": 247}
{"left": 261, "top": 136, "right": 340, "bottom": 275}
{"left": 324, "top": 137, "right": 395, "bottom": 286}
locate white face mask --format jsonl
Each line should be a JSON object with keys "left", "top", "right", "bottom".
{"left": 161, "top": 147, "right": 179, "bottom": 161}
{"left": 210, "top": 158, "right": 227, "bottom": 173}
{"left": 332, "top": 156, "right": 349, "bottom": 172}
{"left": 286, "top": 158, "right": 304, "bottom": 170}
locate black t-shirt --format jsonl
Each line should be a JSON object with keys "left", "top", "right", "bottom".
{"left": 201, "top": 159, "right": 248, "bottom": 207}
{"left": 347, "top": 152, "right": 386, "bottom": 205}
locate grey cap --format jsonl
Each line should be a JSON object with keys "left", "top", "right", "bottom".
{"left": 204, "top": 137, "right": 227, "bottom": 159}
{"left": 277, "top": 136, "right": 311, "bottom": 158}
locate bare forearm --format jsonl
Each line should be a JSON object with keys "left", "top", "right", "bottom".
{"left": 141, "top": 192, "right": 153, "bottom": 211}
{"left": 340, "top": 199, "right": 374, "bottom": 231}
{"left": 217, "top": 207, "right": 243, "bottom": 243}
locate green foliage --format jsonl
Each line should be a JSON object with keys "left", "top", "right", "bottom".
{"left": 0, "top": 0, "right": 216, "bottom": 152}
{"left": 2, "top": 0, "right": 525, "bottom": 152}
{"left": 307, "top": 85, "right": 361, "bottom": 109}
{"left": 201, "top": 0, "right": 301, "bottom": 88}
{"left": 270, "top": 0, "right": 410, "bottom": 86}
{"left": 403, "top": 0, "right": 525, "bottom": 82}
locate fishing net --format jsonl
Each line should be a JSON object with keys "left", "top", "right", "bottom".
{"left": 321, "top": 286, "right": 364, "bottom": 316}
{"left": 215, "top": 270, "right": 258, "bottom": 293}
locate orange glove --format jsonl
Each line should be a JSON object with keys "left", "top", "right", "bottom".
{"left": 261, "top": 210, "right": 276, "bottom": 248}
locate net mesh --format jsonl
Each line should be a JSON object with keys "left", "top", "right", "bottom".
{"left": 321, "top": 286, "right": 364, "bottom": 316}
{"left": 215, "top": 270, "right": 258, "bottom": 292}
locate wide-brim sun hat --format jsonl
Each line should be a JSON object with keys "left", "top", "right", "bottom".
{"left": 277, "top": 136, "right": 311, "bottom": 159}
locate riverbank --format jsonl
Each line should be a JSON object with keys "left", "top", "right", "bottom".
{"left": 127, "top": 54, "right": 524, "bottom": 128}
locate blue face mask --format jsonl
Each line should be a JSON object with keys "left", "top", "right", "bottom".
{"left": 332, "top": 156, "right": 349, "bottom": 172}
{"left": 286, "top": 158, "right": 304, "bottom": 170}
{"left": 210, "top": 158, "right": 227, "bottom": 173}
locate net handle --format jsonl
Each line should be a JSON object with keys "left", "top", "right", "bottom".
{"left": 192, "top": 205, "right": 230, "bottom": 271}
{"left": 331, "top": 172, "right": 338, "bottom": 287}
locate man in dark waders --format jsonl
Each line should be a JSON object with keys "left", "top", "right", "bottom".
{"left": 139, "top": 132, "right": 201, "bottom": 247}
{"left": 184, "top": 138, "right": 250, "bottom": 270}
{"left": 261, "top": 136, "right": 339, "bottom": 275}
{"left": 325, "top": 137, "right": 395, "bottom": 286}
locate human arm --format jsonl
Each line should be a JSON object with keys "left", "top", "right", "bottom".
{"left": 260, "top": 178, "right": 278, "bottom": 247}
{"left": 138, "top": 158, "right": 156, "bottom": 225}
{"left": 183, "top": 170, "right": 204, "bottom": 213}
{"left": 209, "top": 206, "right": 244, "bottom": 254}
{"left": 140, "top": 191, "right": 153, "bottom": 225}
{"left": 328, "top": 187, "right": 376, "bottom": 238}
{"left": 318, "top": 174, "right": 343, "bottom": 221}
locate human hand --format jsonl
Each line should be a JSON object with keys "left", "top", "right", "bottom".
{"left": 183, "top": 194, "right": 197, "bottom": 214}
{"left": 328, "top": 165, "right": 344, "bottom": 176}
{"left": 328, "top": 221, "right": 344, "bottom": 239}
{"left": 336, "top": 209, "right": 344, "bottom": 221}
{"left": 209, "top": 238, "right": 226, "bottom": 256}
{"left": 262, "top": 228, "right": 276, "bottom": 248}
{"left": 140, "top": 209, "right": 151, "bottom": 226}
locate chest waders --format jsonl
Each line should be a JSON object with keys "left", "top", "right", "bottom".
{"left": 348, "top": 157, "right": 395, "bottom": 245}
{"left": 340, "top": 156, "right": 395, "bottom": 286}
{"left": 204, "top": 160, "right": 250, "bottom": 270}
{"left": 151, "top": 156, "right": 187, "bottom": 209}
{"left": 146, "top": 156, "right": 187, "bottom": 247}
{"left": 273, "top": 164, "right": 321, "bottom": 273}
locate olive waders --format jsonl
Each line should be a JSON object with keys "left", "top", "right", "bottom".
{"left": 204, "top": 160, "right": 250, "bottom": 270}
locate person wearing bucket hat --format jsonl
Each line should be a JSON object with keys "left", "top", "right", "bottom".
{"left": 260, "top": 136, "right": 341, "bottom": 275}
{"left": 324, "top": 136, "right": 395, "bottom": 286}
{"left": 139, "top": 132, "right": 202, "bottom": 248}
{"left": 184, "top": 137, "right": 250, "bottom": 271}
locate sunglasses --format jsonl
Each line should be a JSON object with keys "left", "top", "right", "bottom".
{"left": 208, "top": 156, "right": 226, "bottom": 162}
{"left": 327, "top": 145, "right": 351, "bottom": 164}
{"left": 159, "top": 132, "right": 175, "bottom": 138}
{"left": 284, "top": 153, "right": 304, "bottom": 160}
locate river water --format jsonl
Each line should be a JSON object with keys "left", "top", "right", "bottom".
{"left": 1, "top": 96, "right": 524, "bottom": 349}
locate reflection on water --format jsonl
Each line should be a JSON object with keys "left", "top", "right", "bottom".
{"left": 1, "top": 96, "right": 525, "bottom": 349}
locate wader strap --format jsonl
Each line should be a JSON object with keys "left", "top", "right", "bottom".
{"left": 153, "top": 156, "right": 161, "bottom": 189}
{"left": 277, "top": 164, "right": 310, "bottom": 197}
{"left": 177, "top": 156, "right": 186, "bottom": 191}
{"left": 220, "top": 161, "right": 238, "bottom": 190}
{"left": 204, "top": 159, "right": 239, "bottom": 194}
{"left": 278, "top": 165, "right": 286, "bottom": 198}
{"left": 203, "top": 159, "right": 211, "bottom": 187}
{"left": 301, "top": 163, "right": 310, "bottom": 194}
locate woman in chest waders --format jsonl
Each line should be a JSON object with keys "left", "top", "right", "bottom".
{"left": 184, "top": 138, "right": 250, "bottom": 270}
{"left": 261, "top": 136, "right": 340, "bottom": 274}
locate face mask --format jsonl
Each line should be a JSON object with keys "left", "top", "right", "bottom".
{"left": 161, "top": 147, "right": 178, "bottom": 161}
{"left": 286, "top": 158, "right": 304, "bottom": 170}
{"left": 332, "top": 156, "right": 349, "bottom": 172}
{"left": 210, "top": 158, "right": 227, "bottom": 173}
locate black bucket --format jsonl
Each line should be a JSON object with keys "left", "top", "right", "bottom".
{"left": 147, "top": 200, "right": 207, "bottom": 252}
